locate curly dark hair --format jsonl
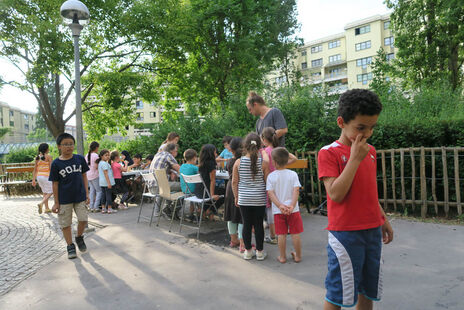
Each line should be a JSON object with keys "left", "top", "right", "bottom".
{"left": 338, "top": 89, "right": 382, "bottom": 123}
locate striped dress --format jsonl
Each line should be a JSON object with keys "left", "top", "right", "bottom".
{"left": 237, "top": 156, "right": 266, "bottom": 206}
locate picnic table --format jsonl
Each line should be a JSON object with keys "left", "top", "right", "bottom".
{"left": 122, "top": 169, "right": 151, "bottom": 177}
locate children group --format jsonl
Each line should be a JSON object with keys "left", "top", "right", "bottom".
{"left": 31, "top": 89, "right": 393, "bottom": 310}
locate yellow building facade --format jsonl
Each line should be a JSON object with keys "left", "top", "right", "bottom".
{"left": 272, "top": 14, "right": 396, "bottom": 92}
{"left": 0, "top": 102, "right": 36, "bottom": 143}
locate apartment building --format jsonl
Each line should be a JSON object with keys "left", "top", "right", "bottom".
{"left": 272, "top": 14, "right": 396, "bottom": 92}
{"left": 0, "top": 102, "right": 36, "bottom": 143}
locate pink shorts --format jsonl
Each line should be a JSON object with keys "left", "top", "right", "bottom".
{"left": 274, "top": 212, "right": 304, "bottom": 235}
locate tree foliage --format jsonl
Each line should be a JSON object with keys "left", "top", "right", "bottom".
{"left": 129, "top": 0, "right": 300, "bottom": 115}
{"left": 385, "top": 0, "right": 464, "bottom": 90}
{"left": 0, "top": 0, "right": 151, "bottom": 137}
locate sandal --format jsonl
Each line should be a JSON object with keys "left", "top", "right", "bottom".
{"left": 229, "top": 241, "right": 240, "bottom": 248}
{"left": 239, "top": 244, "right": 246, "bottom": 253}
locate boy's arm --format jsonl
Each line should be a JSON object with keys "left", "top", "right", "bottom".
{"left": 323, "top": 134, "right": 370, "bottom": 203}
{"left": 82, "top": 172, "right": 89, "bottom": 204}
{"left": 379, "top": 203, "right": 394, "bottom": 244}
{"left": 288, "top": 186, "right": 300, "bottom": 213}
{"left": 52, "top": 181, "right": 60, "bottom": 213}
{"left": 267, "top": 190, "right": 289, "bottom": 214}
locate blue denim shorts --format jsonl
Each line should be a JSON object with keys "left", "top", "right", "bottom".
{"left": 325, "top": 227, "right": 383, "bottom": 308}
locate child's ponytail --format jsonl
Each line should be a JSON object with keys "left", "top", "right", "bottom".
{"left": 261, "top": 127, "right": 279, "bottom": 148}
{"left": 36, "top": 143, "right": 49, "bottom": 161}
{"left": 244, "top": 133, "right": 262, "bottom": 180}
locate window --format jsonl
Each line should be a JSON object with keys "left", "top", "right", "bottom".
{"left": 24, "top": 124, "right": 29, "bottom": 130}
{"left": 386, "top": 53, "right": 395, "bottom": 61}
{"left": 356, "top": 56, "right": 372, "bottom": 68}
{"left": 328, "top": 40, "right": 341, "bottom": 49}
{"left": 384, "top": 36, "right": 394, "bottom": 47}
{"left": 328, "top": 54, "right": 341, "bottom": 63}
{"left": 311, "top": 72, "right": 321, "bottom": 77}
{"left": 301, "top": 62, "right": 308, "bottom": 69}
{"left": 9, "top": 111, "right": 14, "bottom": 117}
{"left": 10, "top": 121, "right": 14, "bottom": 127}
{"left": 355, "top": 40, "right": 371, "bottom": 51}
{"left": 355, "top": 25, "right": 370, "bottom": 35}
{"left": 311, "top": 45, "right": 322, "bottom": 53}
{"left": 357, "top": 73, "right": 373, "bottom": 85}
{"left": 329, "top": 68, "right": 342, "bottom": 78}
{"left": 150, "top": 112, "right": 156, "bottom": 118}
{"left": 384, "top": 21, "right": 390, "bottom": 29}
{"left": 311, "top": 58, "right": 323, "bottom": 67}
{"left": 136, "top": 100, "right": 144, "bottom": 109}
{"left": 301, "top": 50, "right": 307, "bottom": 56}
{"left": 136, "top": 112, "right": 144, "bottom": 121}
{"left": 23, "top": 114, "right": 28, "bottom": 120}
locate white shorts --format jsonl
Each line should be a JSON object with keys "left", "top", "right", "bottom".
{"left": 37, "top": 176, "right": 53, "bottom": 194}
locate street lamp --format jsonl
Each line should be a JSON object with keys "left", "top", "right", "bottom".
{"left": 60, "top": 0, "right": 89, "bottom": 155}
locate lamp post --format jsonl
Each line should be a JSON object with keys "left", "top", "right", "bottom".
{"left": 60, "top": 0, "right": 89, "bottom": 155}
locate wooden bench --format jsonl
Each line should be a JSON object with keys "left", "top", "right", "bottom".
{"left": 285, "top": 159, "right": 310, "bottom": 212}
{"left": 0, "top": 165, "right": 36, "bottom": 197}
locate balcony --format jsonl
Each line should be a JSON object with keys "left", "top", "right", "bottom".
{"left": 324, "top": 59, "right": 347, "bottom": 68}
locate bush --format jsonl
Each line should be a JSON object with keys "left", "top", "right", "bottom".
{"left": 5, "top": 147, "right": 37, "bottom": 163}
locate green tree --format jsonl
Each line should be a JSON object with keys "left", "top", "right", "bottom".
{"left": 0, "top": 127, "right": 10, "bottom": 140}
{"left": 130, "top": 0, "right": 300, "bottom": 115}
{"left": 0, "top": 0, "right": 155, "bottom": 137}
{"left": 386, "top": 0, "right": 464, "bottom": 90}
{"left": 27, "top": 127, "right": 54, "bottom": 142}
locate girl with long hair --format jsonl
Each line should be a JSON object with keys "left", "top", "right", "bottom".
{"left": 194, "top": 144, "right": 225, "bottom": 219}
{"left": 232, "top": 133, "right": 269, "bottom": 261}
{"left": 97, "top": 149, "right": 115, "bottom": 214}
{"left": 86, "top": 141, "right": 101, "bottom": 212}
{"left": 32, "top": 143, "right": 53, "bottom": 214}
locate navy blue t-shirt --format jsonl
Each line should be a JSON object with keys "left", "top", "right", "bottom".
{"left": 49, "top": 154, "right": 89, "bottom": 204}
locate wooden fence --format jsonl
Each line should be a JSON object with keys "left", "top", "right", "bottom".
{"left": 295, "top": 147, "right": 464, "bottom": 218}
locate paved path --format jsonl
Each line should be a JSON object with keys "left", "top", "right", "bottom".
{"left": 0, "top": 197, "right": 463, "bottom": 309}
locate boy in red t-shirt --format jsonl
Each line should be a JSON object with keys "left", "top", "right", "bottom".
{"left": 318, "top": 89, "right": 394, "bottom": 310}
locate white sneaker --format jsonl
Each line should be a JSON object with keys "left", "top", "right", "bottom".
{"left": 243, "top": 249, "right": 255, "bottom": 260}
{"left": 256, "top": 250, "right": 267, "bottom": 261}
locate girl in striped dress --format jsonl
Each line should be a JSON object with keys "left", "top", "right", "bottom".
{"left": 32, "top": 143, "right": 53, "bottom": 214}
{"left": 232, "top": 133, "right": 269, "bottom": 260}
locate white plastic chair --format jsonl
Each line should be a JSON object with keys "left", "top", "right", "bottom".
{"left": 154, "top": 169, "right": 185, "bottom": 231}
{"left": 179, "top": 173, "right": 222, "bottom": 239}
{"left": 137, "top": 171, "right": 160, "bottom": 226}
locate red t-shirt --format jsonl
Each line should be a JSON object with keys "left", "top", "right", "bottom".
{"left": 318, "top": 141, "right": 384, "bottom": 231}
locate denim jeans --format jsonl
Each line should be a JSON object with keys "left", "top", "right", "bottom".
{"left": 88, "top": 178, "right": 102, "bottom": 209}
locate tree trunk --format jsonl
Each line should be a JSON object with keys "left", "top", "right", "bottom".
{"left": 38, "top": 86, "right": 65, "bottom": 137}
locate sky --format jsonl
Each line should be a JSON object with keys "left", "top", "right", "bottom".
{"left": 0, "top": 0, "right": 391, "bottom": 123}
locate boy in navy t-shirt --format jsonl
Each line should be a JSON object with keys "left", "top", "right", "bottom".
{"left": 50, "top": 133, "right": 90, "bottom": 259}
{"left": 318, "top": 89, "right": 394, "bottom": 310}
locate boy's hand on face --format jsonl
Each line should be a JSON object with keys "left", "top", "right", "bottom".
{"left": 350, "top": 134, "right": 370, "bottom": 162}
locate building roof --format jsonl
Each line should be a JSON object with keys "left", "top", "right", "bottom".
{"left": 303, "top": 32, "right": 345, "bottom": 48}
{"left": 344, "top": 13, "right": 391, "bottom": 30}
{"left": 0, "top": 101, "right": 36, "bottom": 115}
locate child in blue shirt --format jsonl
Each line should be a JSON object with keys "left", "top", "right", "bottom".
{"left": 50, "top": 133, "right": 89, "bottom": 259}
{"left": 180, "top": 149, "right": 199, "bottom": 220}
{"left": 216, "top": 136, "right": 233, "bottom": 168}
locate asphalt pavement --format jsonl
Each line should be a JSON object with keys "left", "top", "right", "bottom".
{"left": 0, "top": 196, "right": 463, "bottom": 309}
